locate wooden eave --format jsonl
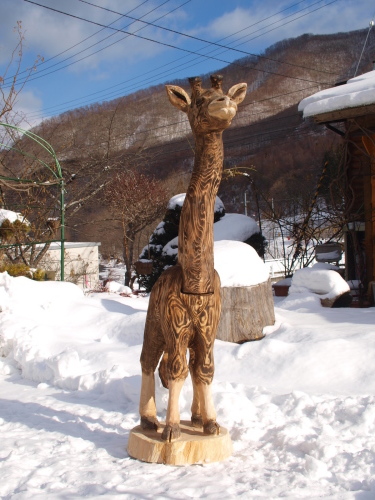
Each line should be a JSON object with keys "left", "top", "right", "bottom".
{"left": 310, "top": 102, "right": 375, "bottom": 125}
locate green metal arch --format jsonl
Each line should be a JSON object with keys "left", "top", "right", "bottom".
{"left": 0, "top": 122, "right": 65, "bottom": 280}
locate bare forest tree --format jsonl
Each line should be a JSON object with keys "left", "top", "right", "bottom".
{"left": 0, "top": 22, "right": 50, "bottom": 271}
{"left": 260, "top": 146, "right": 347, "bottom": 277}
{"left": 0, "top": 22, "right": 43, "bottom": 130}
{"left": 103, "top": 171, "right": 168, "bottom": 287}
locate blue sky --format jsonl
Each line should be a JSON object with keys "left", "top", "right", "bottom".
{"left": 1, "top": 0, "right": 374, "bottom": 126}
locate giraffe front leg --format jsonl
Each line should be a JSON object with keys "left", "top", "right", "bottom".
{"left": 196, "top": 381, "right": 220, "bottom": 435}
{"left": 190, "top": 381, "right": 203, "bottom": 428}
{"left": 139, "top": 371, "right": 159, "bottom": 431}
{"left": 162, "top": 378, "right": 185, "bottom": 441}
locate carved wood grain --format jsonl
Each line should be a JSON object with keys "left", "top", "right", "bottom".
{"left": 139, "top": 76, "right": 247, "bottom": 442}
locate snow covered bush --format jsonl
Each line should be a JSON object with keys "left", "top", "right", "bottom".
{"left": 0, "top": 264, "right": 45, "bottom": 281}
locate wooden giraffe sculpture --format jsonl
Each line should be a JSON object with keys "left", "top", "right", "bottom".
{"left": 139, "top": 75, "right": 247, "bottom": 442}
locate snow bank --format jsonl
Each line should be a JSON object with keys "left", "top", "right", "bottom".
{"left": 105, "top": 281, "right": 132, "bottom": 295}
{"left": 1, "top": 272, "right": 375, "bottom": 497}
{"left": 0, "top": 273, "right": 147, "bottom": 390}
{"left": 0, "top": 271, "right": 83, "bottom": 313}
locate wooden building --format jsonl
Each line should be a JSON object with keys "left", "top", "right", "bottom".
{"left": 299, "top": 67, "right": 375, "bottom": 301}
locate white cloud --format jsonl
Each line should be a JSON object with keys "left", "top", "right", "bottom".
{"left": 196, "top": 0, "right": 374, "bottom": 54}
{"left": 13, "top": 89, "right": 44, "bottom": 129}
{"left": 0, "top": 0, "right": 186, "bottom": 74}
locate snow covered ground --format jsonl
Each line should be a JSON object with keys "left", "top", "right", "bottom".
{"left": 1, "top": 270, "right": 375, "bottom": 499}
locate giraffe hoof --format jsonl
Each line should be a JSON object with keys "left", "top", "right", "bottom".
{"left": 203, "top": 419, "right": 220, "bottom": 435}
{"left": 140, "top": 416, "right": 160, "bottom": 431}
{"left": 191, "top": 414, "right": 203, "bottom": 427}
{"left": 161, "top": 423, "right": 181, "bottom": 442}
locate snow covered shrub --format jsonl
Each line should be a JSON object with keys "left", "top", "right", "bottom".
{"left": 244, "top": 231, "right": 267, "bottom": 259}
{"left": 137, "top": 200, "right": 182, "bottom": 292}
{"left": 0, "top": 218, "right": 29, "bottom": 242}
{"left": 0, "top": 263, "right": 45, "bottom": 280}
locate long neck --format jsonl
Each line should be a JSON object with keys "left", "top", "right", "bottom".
{"left": 178, "top": 131, "right": 223, "bottom": 294}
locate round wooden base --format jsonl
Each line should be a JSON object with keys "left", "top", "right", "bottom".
{"left": 127, "top": 420, "right": 232, "bottom": 465}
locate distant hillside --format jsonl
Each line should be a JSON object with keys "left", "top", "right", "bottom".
{"left": 34, "top": 29, "right": 374, "bottom": 150}
{"left": 6, "top": 28, "right": 375, "bottom": 256}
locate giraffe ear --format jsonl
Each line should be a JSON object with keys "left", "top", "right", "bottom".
{"left": 227, "top": 83, "right": 247, "bottom": 105}
{"left": 166, "top": 85, "right": 191, "bottom": 113}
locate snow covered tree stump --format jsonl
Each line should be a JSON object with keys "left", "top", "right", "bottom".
{"left": 217, "top": 278, "right": 275, "bottom": 343}
{"left": 127, "top": 421, "right": 232, "bottom": 465}
{"left": 289, "top": 265, "right": 352, "bottom": 308}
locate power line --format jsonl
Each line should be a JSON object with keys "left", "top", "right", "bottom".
{"left": 124, "top": 127, "right": 325, "bottom": 165}
{"left": 25, "top": 52, "right": 326, "bottom": 120}
{"left": 5, "top": 0, "right": 184, "bottom": 87}
{"left": 223, "top": 0, "right": 337, "bottom": 51}
{"left": 76, "top": 0, "right": 338, "bottom": 75}
{"left": 2, "top": 0, "right": 154, "bottom": 84}
{"left": 5, "top": 0, "right": 325, "bottom": 89}
{"left": 33, "top": 82, "right": 320, "bottom": 143}
{"left": 38, "top": 93, "right": 316, "bottom": 153}
{"left": 23, "top": 41, "right": 331, "bottom": 122}
{"left": 23, "top": 0, "right": 333, "bottom": 89}
{"left": 20, "top": 0, "right": 339, "bottom": 120}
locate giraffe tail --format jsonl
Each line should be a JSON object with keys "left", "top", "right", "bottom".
{"left": 158, "top": 352, "right": 169, "bottom": 389}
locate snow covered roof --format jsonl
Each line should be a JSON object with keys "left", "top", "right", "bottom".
{"left": 35, "top": 242, "right": 101, "bottom": 250}
{"left": 298, "top": 69, "right": 375, "bottom": 121}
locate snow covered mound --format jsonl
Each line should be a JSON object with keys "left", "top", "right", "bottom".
{"left": 214, "top": 213, "right": 259, "bottom": 242}
{"left": 105, "top": 280, "right": 132, "bottom": 295}
{"left": 214, "top": 240, "right": 269, "bottom": 287}
{"left": 0, "top": 271, "right": 83, "bottom": 313}
{"left": 289, "top": 264, "right": 350, "bottom": 299}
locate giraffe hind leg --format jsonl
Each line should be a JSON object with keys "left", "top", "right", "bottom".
{"left": 189, "top": 349, "right": 203, "bottom": 427}
{"left": 139, "top": 291, "right": 165, "bottom": 430}
{"left": 161, "top": 288, "right": 193, "bottom": 441}
{"left": 188, "top": 283, "right": 221, "bottom": 435}
{"left": 158, "top": 352, "right": 169, "bottom": 389}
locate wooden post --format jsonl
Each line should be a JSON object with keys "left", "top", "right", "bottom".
{"left": 362, "top": 134, "right": 375, "bottom": 284}
{"left": 217, "top": 279, "right": 275, "bottom": 343}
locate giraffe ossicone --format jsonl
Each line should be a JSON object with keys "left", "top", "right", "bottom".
{"left": 139, "top": 75, "right": 247, "bottom": 442}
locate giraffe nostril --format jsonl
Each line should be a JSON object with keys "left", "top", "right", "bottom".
{"left": 217, "top": 97, "right": 226, "bottom": 102}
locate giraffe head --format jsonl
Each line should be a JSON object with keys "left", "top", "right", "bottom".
{"left": 166, "top": 75, "right": 247, "bottom": 135}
